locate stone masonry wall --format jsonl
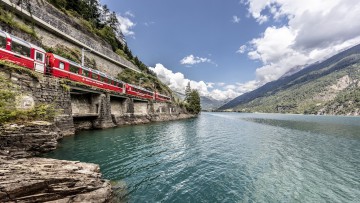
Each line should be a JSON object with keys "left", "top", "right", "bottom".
{"left": 0, "top": 68, "right": 75, "bottom": 136}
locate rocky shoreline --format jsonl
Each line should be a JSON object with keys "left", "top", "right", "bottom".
{"left": 0, "top": 156, "right": 112, "bottom": 202}
{"left": 0, "top": 114, "right": 196, "bottom": 202}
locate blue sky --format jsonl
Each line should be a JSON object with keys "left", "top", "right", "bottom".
{"left": 101, "top": 0, "right": 360, "bottom": 100}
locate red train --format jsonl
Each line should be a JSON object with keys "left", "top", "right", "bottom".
{"left": 0, "top": 30, "right": 171, "bottom": 102}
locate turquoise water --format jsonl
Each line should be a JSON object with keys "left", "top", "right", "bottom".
{"left": 45, "top": 113, "right": 360, "bottom": 202}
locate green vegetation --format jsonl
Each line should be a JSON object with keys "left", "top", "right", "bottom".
{"left": 0, "top": 73, "right": 56, "bottom": 124}
{"left": 117, "top": 69, "right": 172, "bottom": 96}
{"left": 0, "top": 6, "right": 37, "bottom": 38}
{"left": 0, "top": 60, "right": 42, "bottom": 80}
{"left": 45, "top": 44, "right": 81, "bottom": 63}
{"left": 184, "top": 83, "right": 201, "bottom": 114}
{"left": 46, "top": 1, "right": 126, "bottom": 56}
{"left": 60, "top": 83, "right": 71, "bottom": 92}
{"left": 234, "top": 62, "right": 360, "bottom": 115}
{"left": 45, "top": 44, "right": 98, "bottom": 69}
{"left": 46, "top": 0, "right": 155, "bottom": 74}
{"left": 46, "top": 0, "right": 169, "bottom": 95}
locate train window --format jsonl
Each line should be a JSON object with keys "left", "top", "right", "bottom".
{"left": 100, "top": 76, "right": 105, "bottom": 82}
{"left": 0, "top": 34, "right": 6, "bottom": 48}
{"left": 82, "top": 69, "right": 90, "bottom": 77}
{"left": 69, "top": 64, "right": 79, "bottom": 74}
{"left": 12, "top": 41, "right": 30, "bottom": 57}
{"left": 59, "top": 62, "right": 65, "bottom": 70}
{"left": 35, "top": 52, "right": 44, "bottom": 62}
{"left": 91, "top": 73, "right": 98, "bottom": 80}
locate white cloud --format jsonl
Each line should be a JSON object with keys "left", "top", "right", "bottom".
{"left": 232, "top": 15, "right": 241, "bottom": 23}
{"left": 206, "top": 82, "right": 215, "bottom": 88}
{"left": 236, "top": 45, "right": 247, "bottom": 54}
{"left": 116, "top": 14, "right": 136, "bottom": 36}
{"left": 240, "top": 0, "right": 360, "bottom": 85}
{"left": 149, "top": 64, "right": 258, "bottom": 100}
{"left": 124, "top": 11, "right": 135, "bottom": 18}
{"left": 144, "top": 21, "right": 155, "bottom": 27}
{"left": 180, "top": 54, "right": 213, "bottom": 66}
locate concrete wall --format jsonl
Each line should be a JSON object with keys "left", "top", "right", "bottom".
{"left": 110, "top": 97, "right": 127, "bottom": 116}
{"left": 71, "top": 93, "right": 101, "bottom": 115}
{"left": 154, "top": 103, "right": 169, "bottom": 114}
{"left": 133, "top": 101, "right": 148, "bottom": 115}
{"left": 71, "top": 94, "right": 92, "bottom": 115}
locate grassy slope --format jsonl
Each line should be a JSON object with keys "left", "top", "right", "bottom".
{"left": 233, "top": 57, "right": 360, "bottom": 115}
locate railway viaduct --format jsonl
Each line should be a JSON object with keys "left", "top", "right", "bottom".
{"left": 1, "top": 68, "right": 180, "bottom": 136}
{"left": 0, "top": 0, "right": 186, "bottom": 135}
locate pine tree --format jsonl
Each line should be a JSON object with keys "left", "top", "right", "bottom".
{"left": 187, "top": 90, "right": 201, "bottom": 114}
{"left": 185, "top": 82, "right": 191, "bottom": 102}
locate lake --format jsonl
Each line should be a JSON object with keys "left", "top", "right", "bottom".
{"left": 44, "top": 112, "right": 360, "bottom": 202}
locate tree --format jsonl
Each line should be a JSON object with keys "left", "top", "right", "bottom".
{"left": 185, "top": 82, "right": 191, "bottom": 102}
{"left": 186, "top": 90, "right": 201, "bottom": 114}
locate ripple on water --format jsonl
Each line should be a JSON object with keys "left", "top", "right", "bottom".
{"left": 44, "top": 113, "right": 360, "bottom": 202}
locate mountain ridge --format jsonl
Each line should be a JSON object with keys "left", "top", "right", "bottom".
{"left": 218, "top": 43, "right": 360, "bottom": 115}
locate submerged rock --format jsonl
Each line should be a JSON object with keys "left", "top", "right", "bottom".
{"left": 0, "top": 156, "right": 112, "bottom": 202}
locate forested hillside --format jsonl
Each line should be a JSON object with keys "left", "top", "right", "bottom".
{"left": 219, "top": 44, "right": 360, "bottom": 115}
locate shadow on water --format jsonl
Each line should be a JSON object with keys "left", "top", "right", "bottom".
{"left": 242, "top": 117, "right": 360, "bottom": 137}
{"left": 110, "top": 180, "right": 128, "bottom": 203}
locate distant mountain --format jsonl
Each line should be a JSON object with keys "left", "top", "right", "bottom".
{"left": 200, "top": 96, "right": 231, "bottom": 111}
{"left": 218, "top": 44, "right": 360, "bottom": 116}
{"left": 174, "top": 91, "right": 230, "bottom": 111}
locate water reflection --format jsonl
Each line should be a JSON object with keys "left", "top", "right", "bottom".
{"left": 242, "top": 117, "right": 360, "bottom": 137}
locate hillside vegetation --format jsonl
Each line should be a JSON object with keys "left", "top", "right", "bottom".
{"left": 219, "top": 44, "right": 360, "bottom": 116}
{"left": 44, "top": 0, "right": 171, "bottom": 97}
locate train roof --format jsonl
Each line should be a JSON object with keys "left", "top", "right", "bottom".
{"left": 10, "top": 34, "right": 46, "bottom": 52}
{"left": 51, "top": 51, "right": 125, "bottom": 85}
{"left": 0, "top": 30, "right": 8, "bottom": 38}
{"left": 128, "top": 84, "right": 154, "bottom": 93}
{"left": 157, "top": 93, "right": 170, "bottom": 98}
{"left": 52, "top": 53, "right": 82, "bottom": 67}
{"left": 82, "top": 66, "right": 124, "bottom": 84}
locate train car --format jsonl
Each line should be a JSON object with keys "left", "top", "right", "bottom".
{"left": 46, "top": 53, "right": 124, "bottom": 93}
{"left": 155, "top": 92, "right": 171, "bottom": 102}
{"left": 125, "top": 83, "right": 154, "bottom": 100}
{"left": 0, "top": 30, "right": 171, "bottom": 103}
{"left": 0, "top": 30, "right": 46, "bottom": 73}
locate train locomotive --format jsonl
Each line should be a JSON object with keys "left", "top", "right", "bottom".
{"left": 0, "top": 30, "right": 171, "bottom": 102}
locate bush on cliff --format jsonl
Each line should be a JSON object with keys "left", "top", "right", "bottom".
{"left": 0, "top": 64, "right": 57, "bottom": 124}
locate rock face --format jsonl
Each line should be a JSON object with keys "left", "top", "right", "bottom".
{"left": 0, "top": 121, "right": 113, "bottom": 203}
{"left": 0, "top": 121, "right": 62, "bottom": 158}
{"left": 0, "top": 156, "right": 112, "bottom": 202}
